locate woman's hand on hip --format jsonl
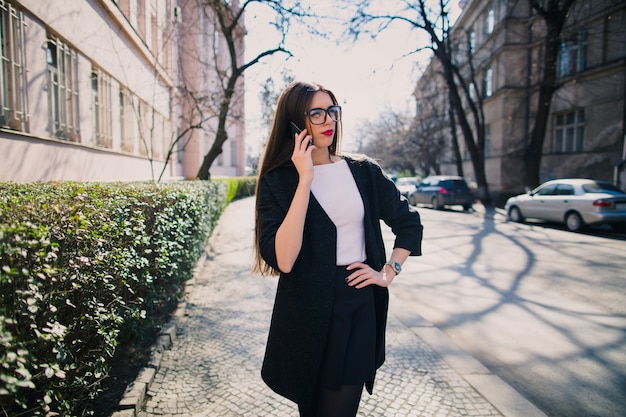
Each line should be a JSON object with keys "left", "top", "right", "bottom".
{"left": 345, "top": 262, "right": 394, "bottom": 288}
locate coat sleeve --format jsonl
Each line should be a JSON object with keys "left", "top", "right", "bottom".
{"left": 256, "top": 174, "right": 287, "bottom": 272}
{"left": 372, "top": 163, "right": 423, "bottom": 256}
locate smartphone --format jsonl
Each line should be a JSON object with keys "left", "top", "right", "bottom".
{"left": 290, "top": 121, "right": 302, "bottom": 136}
{"left": 291, "top": 121, "right": 313, "bottom": 148}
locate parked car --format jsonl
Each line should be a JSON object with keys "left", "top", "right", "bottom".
{"left": 408, "top": 175, "right": 474, "bottom": 210}
{"left": 504, "top": 178, "right": 626, "bottom": 232}
{"left": 395, "top": 177, "right": 420, "bottom": 197}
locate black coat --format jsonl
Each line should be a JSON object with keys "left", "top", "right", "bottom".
{"left": 257, "top": 155, "right": 423, "bottom": 410}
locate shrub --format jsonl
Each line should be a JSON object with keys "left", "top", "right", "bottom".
{"left": 216, "top": 176, "right": 256, "bottom": 202}
{"left": 0, "top": 180, "right": 228, "bottom": 416}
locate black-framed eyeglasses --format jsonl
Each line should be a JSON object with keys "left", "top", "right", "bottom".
{"left": 305, "top": 105, "right": 342, "bottom": 125}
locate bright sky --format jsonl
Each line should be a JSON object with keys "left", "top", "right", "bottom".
{"left": 243, "top": 1, "right": 461, "bottom": 156}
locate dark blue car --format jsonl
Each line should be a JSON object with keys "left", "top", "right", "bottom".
{"left": 408, "top": 175, "right": 474, "bottom": 211}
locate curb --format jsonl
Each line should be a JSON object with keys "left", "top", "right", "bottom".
{"left": 408, "top": 203, "right": 547, "bottom": 417}
{"left": 110, "top": 265, "right": 199, "bottom": 417}
{"left": 388, "top": 292, "right": 548, "bottom": 417}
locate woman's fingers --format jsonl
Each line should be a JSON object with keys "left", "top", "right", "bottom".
{"left": 293, "top": 129, "right": 311, "bottom": 151}
{"left": 346, "top": 263, "right": 393, "bottom": 288}
{"left": 291, "top": 129, "right": 314, "bottom": 180}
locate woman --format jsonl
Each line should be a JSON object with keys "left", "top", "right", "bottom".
{"left": 253, "top": 81, "right": 423, "bottom": 417}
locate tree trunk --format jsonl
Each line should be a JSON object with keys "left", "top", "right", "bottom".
{"left": 522, "top": 25, "right": 560, "bottom": 189}
{"left": 196, "top": 131, "right": 226, "bottom": 180}
{"left": 448, "top": 92, "right": 464, "bottom": 177}
{"left": 523, "top": 0, "right": 576, "bottom": 189}
{"left": 196, "top": 76, "right": 237, "bottom": 180}
{"left": 441, "top": 55, "right": 491, "bottom": 203}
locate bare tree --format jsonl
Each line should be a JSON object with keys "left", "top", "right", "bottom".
{"left": 258, "top": 71, "right": 295, "bottom": 140}
{"left": 115, "top": 0, "right": 289, "bottom": 182}
{"left": 522, "top": 0, "right": 576, "bottom": 188}
{"left": 193, "top": 0, "right": 313, "bottom": 180}
{"left": 243, "top": 71, "right": 294, "bottom": 174}
{"left": 112, "top": 1, "right": 309, "bottom": 182}
{"left": 414, "top": 62, "right": 463, "bottom": 177}
{"left": 112, "top": 2, "right": 182, "bottom": 183}
{"left": 358, "top": 109, "right": 416, "bottom": 173}
{"left": 348, "top": 0, "right": 492, "bottom": 203}
{"left": 447, "top": 86, "right": 464, "bottom": 177}
{"left": 412, "top": 101, "right": 451, "bottom": 176}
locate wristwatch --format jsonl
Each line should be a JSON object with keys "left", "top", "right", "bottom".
{"left": 385, "top": 261, "right": 402, "bottom": 276}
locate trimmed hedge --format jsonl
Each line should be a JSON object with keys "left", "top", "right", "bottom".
{"left": 220, "top": 175, "right": 256, "bottom": 203}
{"left": 0, "top": 180, "right": 241, "bottom": 416}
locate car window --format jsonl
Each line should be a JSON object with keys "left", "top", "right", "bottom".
{"left": 582, "top": 181, "right": 626, "bottom": 195}
{"left": 439, "top": 179, "right": 468, "bottom": 190}
{"left": 535, "top": 184, "right": 557, "bottom": 196}
{"left": 555, "top": 184, "right": 575, "bottom": 195}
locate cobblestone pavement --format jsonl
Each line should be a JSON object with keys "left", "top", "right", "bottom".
{"left": 139, "top": 197, "right": 507, "bottom": 417}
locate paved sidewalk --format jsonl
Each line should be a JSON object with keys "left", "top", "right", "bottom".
{"left": 136, "top": 197, "right": 544, "bottom": 417}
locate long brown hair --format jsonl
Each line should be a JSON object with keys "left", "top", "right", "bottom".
{"left": 252, "top": 81, "right": 343, "bottom": 276}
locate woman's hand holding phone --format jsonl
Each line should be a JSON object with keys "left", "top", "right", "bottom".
{"left": 290, "top": 122, "right": 315, "bottom": 182}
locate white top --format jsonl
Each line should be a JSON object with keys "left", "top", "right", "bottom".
{"left": 311, "top": 159, "right": 366, "bottom": 265}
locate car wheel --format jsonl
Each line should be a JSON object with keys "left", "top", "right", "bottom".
{"left": 565, "top": 211, "right": 585, "bottom": 232}
{"left": 431, "top": 196, "right": 442, "bottom": 210}
{"left": 508, "top": 206, "right": 524, "bottom": 223}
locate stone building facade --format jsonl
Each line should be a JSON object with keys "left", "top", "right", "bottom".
{"left": 0, "top": 0, "right": 246, "bottom": 182}
{"left": 415, "top": 0, "right": 626, "bottom": 202}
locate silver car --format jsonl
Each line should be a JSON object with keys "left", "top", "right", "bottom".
{"left": 504, "top": 179, "right": 626, "bottom": 232}
{"left": 395, "top": 177, "right": 420, "bottom": 198}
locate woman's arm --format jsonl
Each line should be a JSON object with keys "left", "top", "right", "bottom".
{"left": 274, "top": 177, "right": 311, "bottom": 273}
{"left": 274, "top": 129, "right": 315, "bottom": 273}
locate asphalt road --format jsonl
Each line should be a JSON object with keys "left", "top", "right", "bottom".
{"left": 387, "top": 203, "right": 626, "bottom": 417}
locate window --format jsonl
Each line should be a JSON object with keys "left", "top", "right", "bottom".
{"left": 163, "top": 114, "right": 173, "bottom": 158}
{"left": 230, "top": 136, "right": 237, "bottom": 166}
{"left": 554, "top": 110, "right": 584, "bottom": 153}
{"left": 469, "top": 82, "right": 477, "bottom": 100}
{"left": 91, "top": 68, "right": 113, "bottom": 148}
{"left": 0, "top": 0, "right": 28, "bottom": 130}
{"left": 151, "top": 110, "right": 164, "bottom": 160}
{"left": 137, "top": 98, "right": 149, "bottom": 157}
{"left": 484, "top": 7, "right": 495, "bottom": 35}
{"left": 213, "top": 29, "right": 220, "bottom": 55}
{"left": 134, "top": 98, "right": 165, "bottom": 160}
{"left": 482, "top": 67, "right": 493, "bottom": 97}
{"left": 151, "top": 12, "right": 158, "bottom": 53}
{"left": 119, "top": 87, "right": 136, "bottom": 153}
{"left": 555, "top": 184, "right": 575, "bottom": 195}
{"left": 47, "top": 36, "right": 80, "bottom": 140}
{"left": 130, "top": 0, "right": 139, "bottom": 27}
{"left": 468, "top": 30, "right": 476, "bottom": 52}
{"left": 452, "top": 41, "right": 462, "bottom": 66}
{"left": 582, "top": 181, "right": 624, "bottom": 195}
{"left": 484, "top": 125, "right": 491, "bottom": 157}
{"left": 176, "top": 127, "right": 183, "bottom": 163}
{"left": 558, "top": 31, "right": 587, "bottom": 78}
{"left": 536, "top": 184, "right": 557, "bottom": 196}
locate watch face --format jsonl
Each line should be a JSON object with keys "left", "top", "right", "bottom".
{"left": 387, "top": 261, "right": 401, "bottom": 274}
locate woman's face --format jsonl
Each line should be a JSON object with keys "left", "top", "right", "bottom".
{"left": 305, "top": 91, "right": 338, "bottom": 149}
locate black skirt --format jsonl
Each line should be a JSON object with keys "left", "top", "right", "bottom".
{"left": 319, "top": 265, "right": 376, "bottom": 389}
